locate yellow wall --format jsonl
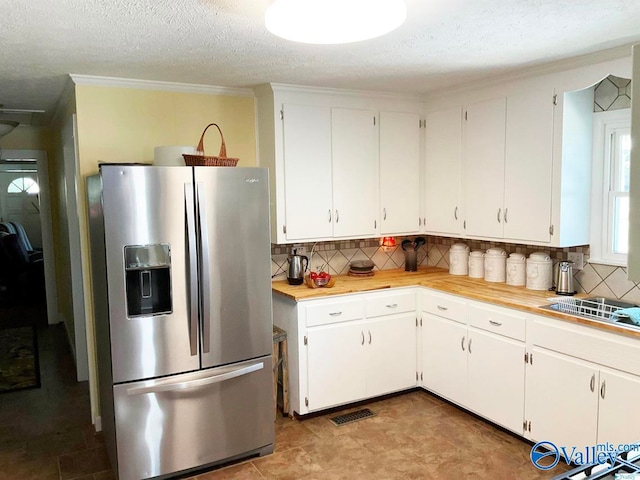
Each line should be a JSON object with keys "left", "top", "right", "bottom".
{"left": 73, "top": 84, "right": 257, "bottom": 422}
{"left": 75, "top": 86, "right": 256, "bottom": 173}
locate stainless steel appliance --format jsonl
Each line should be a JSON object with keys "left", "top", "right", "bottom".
{"left": 87, "top": 165, "right": 274, "bottom": 480}
{"left": 555, "top": 260, "right": 575, "bottom": 295}
{"left": 286, "top": 249, "right": 308, "bottom": 285}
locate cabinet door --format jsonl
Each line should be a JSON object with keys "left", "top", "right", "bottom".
{"left": 282, "top": 104, "right": 333, "bottom": 240}
{"left": 421, "top": 313, "right": 467, "bottom": 404}
{"left": 463, "top": 97, "right": 507, "bottom": 238}
{"left": 424, "top": 107, "right": 463, "bottom": 235}
{"left": 597, "top": 368, "right": 640, "bottom": 446}
{"left": 466, "top": 328, "right": 525, "bottom": 433}
{"left": 366, "top": 314, "right": 417, "bottom": 398}
{"left": 504, "top": 89, "right": 554, "bottom": 243}
{"left": 526, "top": 348, "right": 598, "bottom": 450}
{"left": 307, "top": 322, "right": 366, "bottom": 411}
{"left": 380, "top": 111, "right": 420, "bottom": 234}
{"left": 331, "top": 108, "right": 378, "bottom": 238}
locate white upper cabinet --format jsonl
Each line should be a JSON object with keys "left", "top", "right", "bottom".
{"left": 256, "top": 84, "right": 422, "bottom": 244}
{"left": 331, "top": 108, "right": 378, "bottom": 238}
{"left": 380, "top": 111, "right": 421, "bottom": 234}
{"left": 281, "top": 103, "right": 333, "bottom": 241}
{"left": 424, "top": 107, "right": 463, "bottom": 236}
{"left": 463, "top": 97, "right": 507, "bottom": 239}
{"left": 503, "top": 88, "right": 554, "bottom": 243}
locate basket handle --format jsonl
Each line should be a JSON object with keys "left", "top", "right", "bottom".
{"left": 195, "top": 123, "right": 227, "bottom": 157}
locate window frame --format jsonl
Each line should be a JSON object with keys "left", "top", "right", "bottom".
{"left": 589, "top": 108, "right": 631, "bottom": 266}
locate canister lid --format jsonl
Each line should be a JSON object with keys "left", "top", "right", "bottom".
{"left": 508, "top": 253, "right": 526, "bottom": 261}
{"left": 469, "top": 250, "right": 485, "bottom": 257}
{"left": 486, "top": 248, "right": 506, "bottom": 257}
{"left": 450, "top": 242, "right": 470, "bottom": 252}
{"left": 528, "top": 251, "right": 551, "bottom": 262}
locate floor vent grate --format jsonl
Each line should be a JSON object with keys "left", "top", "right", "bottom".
{"left": 329, "top": 408, "right": 376, "bottom": 427}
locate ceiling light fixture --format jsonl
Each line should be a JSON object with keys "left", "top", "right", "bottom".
{"left": 0, "top": 121, "right": 18, "bottom": 138}
{"left": 265, "top": 0, "right": 407, "bottom": 45}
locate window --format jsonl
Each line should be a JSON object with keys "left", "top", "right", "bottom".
{"left": 590, "top": 109, "right": 631, "bottom": 266}
{"left": 7, "top": 177, "right": 39, "bottom": 195}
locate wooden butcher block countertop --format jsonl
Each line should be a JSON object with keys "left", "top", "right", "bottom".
{"left": 272, "top": 267, "right": 640, "bottom": 338}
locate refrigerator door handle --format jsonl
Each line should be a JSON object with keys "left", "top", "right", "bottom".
{"left": 185, "top": 182, "right": 199, "bottom": 357}
{"left": 126, "top": 362, "right": 264, "bottom": 396}
{"left": 196, "top": 181, "right": 212, "bottom": 354}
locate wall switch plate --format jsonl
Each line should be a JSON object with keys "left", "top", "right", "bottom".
{"left": 291, "top": 245, "right": 306, "bottom": 256}
{"left": 567, "top": 252, "right": 584, "bottom": 270}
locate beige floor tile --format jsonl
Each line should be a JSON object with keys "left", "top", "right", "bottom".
{"left": 252, "top": 447, "right": 324, "bottom": 480}
{"left": 196, "top": 461, "right": 266, "bottom": 480}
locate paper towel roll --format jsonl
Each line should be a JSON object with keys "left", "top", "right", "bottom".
{"left": 153, "top": 146, "right": 195, "bottom": 166}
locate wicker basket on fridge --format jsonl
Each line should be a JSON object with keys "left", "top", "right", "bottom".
{"left": 182, "top": 123, "right": 239, "bottom": 167}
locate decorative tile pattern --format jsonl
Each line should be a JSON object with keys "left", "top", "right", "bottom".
{"left": 273, "top": 235, "right": 640, "bottom": 301}
{"left": 594, "top": 75, "right": 631, "bottom": 113}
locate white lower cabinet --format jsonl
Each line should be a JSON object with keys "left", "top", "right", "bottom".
{"left": 525, "top": 314, "right": 640, "bottom": 450}
{"left": 421, "top": 292, "right": 526, "bottom": 434}
{"left": 421, "top": 313, "right": 467, "bottom": 403}
{"left": 303, "top": 291, "right": 417, "bottom": 412}
{"left": 307, "top": 321, "right": 367, "bottom": 411}
{"left": 466, "top": 327, "right": 525, "bottom": 434}
{"left": 525, "top": 347, "right": 599, "bottom": 450}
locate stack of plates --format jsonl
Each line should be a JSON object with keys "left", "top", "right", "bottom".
{"left": 348, "top": 260, "right": 375, "bottom": 277}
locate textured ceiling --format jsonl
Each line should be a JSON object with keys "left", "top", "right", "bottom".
{"left": 1, "top": 0, "right": 640, "bottom": 126}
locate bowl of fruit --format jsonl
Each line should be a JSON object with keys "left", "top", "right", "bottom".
{"left": 307, "top": 269, "right": 335, "bottom": 288}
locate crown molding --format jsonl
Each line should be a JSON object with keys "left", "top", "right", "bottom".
{"left": 264, "top": 82, "right": 424, "bottom": 102}
{"left": 424, "top": 44, "right": 633, "bottom": 100}
{"left": 69, "top": 74, "right": 254, "bottom": 97}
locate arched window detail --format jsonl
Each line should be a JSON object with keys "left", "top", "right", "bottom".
{"left": 7, "top": 177, "right": 39, "bottom": 195}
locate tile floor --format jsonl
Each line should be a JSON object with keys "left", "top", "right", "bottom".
{"left": 0, "top": 300, "right": 568, "bottom": 480}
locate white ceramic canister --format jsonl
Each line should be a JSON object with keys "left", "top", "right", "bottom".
{"left": 484, "top": 247, "right": 507, "bottom": 282}
{"left": 449, "top": 243, "right": 470, "bottom": 275}
{"left": 526, "top": 252, "right": 553, "bottom": 290}
{"left": 506, "top": 253, "right": 526, "bottom": 286}
{"left": 468, "top": 251, "right": 485, "bottom": 278}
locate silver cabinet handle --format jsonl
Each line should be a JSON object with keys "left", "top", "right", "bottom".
{"left": 336, "top": 210, "right": 339, "bottom": 223}
{"left": 383, "top": 208, "right": 387, "bottom": 220}
{"left": 437, "top": 305, "right": 448, "bottom": 311}
{"left": 454, "top": 206, "right": 458, "bottom": 220}
{"left": 196, "top": 182, "right": 211, "bottom": 354}
{"left": 368, "top": 331, "right": 372, "bottom": 344}
{"left": 489, "top": 320, "right": 502, "bottom": 327}
{"left": 328, "top": 209, "right": 332, "bottom": 222}
{"left": 497, "top": 208, "right": 502, "bottom": 223}
{"left": 600, "top": 380, "right": 606, "bottom": 399}
{"left": 329, "top": 311, "right": 342, "bottom": 317}
{"left": 504, "top": 208, "right": 508, "bottom": 224}
{"left": 461, "top": 336, "right": 465, "bottom": 351}
{"left": 468, "top": 338, "right": 473, "bottom": 354}
{"left": 386, "top": 303, "right": 398, "bottom": 309}
{"left": 184, "top": 182, "right": 199, "bottom": 357}
{"left": 590, "top": 374, "right": 595, "bottom": 392}
{"left": 361, "top": 331, "right": 365, "bottom": 345}
{"left": 128, "top": 362, "right": 263, "bottom": 396}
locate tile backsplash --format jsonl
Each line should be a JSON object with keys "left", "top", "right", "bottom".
{"left": 271, "top": 236, "right": 640, "bottom": 303}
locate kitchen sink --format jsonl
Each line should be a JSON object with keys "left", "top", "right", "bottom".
{"left": 539, "top": 297, "right": 640, "bottom": 329}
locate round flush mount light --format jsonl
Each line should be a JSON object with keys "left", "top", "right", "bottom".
{"left": 265, "top": 0, "right": 407, "bottom": 45}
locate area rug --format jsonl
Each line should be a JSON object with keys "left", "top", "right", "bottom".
{"left": 0, "top": 325, "right": 40, "bottom": 393}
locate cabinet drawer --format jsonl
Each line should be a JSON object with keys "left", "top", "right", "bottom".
{"left": 305, "top": 298, "right": 364, "bottom": 327}
{"left": 421, "top": 290, "right": 466, "bottom": 322}
{"left": 365, "top": 291, "right": 416, "bottom": 318}
{"left": 467, "top": 302, "right": 525, "bottom": 341}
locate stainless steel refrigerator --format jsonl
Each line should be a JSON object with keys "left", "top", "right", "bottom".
{"left": 87, "top": 165, "right": 274, "bottom": 480}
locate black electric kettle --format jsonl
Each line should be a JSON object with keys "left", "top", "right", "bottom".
{"left": 287, "top": 249, "right": 308, "bottom": 285}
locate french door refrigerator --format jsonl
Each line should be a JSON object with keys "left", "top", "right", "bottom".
{"left": 87, "top": 165, "right": 274, "bottom": 480}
